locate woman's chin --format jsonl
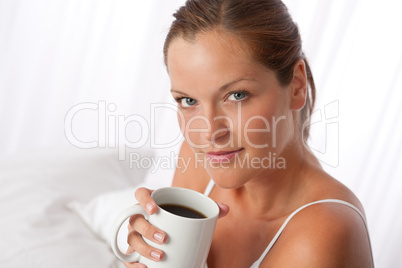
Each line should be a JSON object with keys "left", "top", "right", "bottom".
{"left": 207, "top": 169, "right": 250, "bottom": 190}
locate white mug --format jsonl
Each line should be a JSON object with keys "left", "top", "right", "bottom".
{"left": 110, "top": 187, "right": 219, "bottom": 268}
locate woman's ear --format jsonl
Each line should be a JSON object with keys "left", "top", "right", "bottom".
{"left": 290, "top": 59, "right": 307, "bottom": 110}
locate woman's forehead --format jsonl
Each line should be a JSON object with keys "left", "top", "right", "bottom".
{"left": 167, "top": 35, "right": 280, "bottom": 98}
{"left": 169, "top": 34, "right": 269, "bottom": 79}
{"left": 167, "top": 30, "right": 254, "bottom": 68}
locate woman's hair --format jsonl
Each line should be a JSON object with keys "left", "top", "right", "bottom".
{"left": 163, "top": 0, "right": 316, "bottom": 141}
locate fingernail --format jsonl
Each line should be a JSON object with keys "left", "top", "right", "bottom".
{"left": 150, "top": 250, "right": 161, "bottom": 260}
{"left": 153, "top": 232, "right": 165, "bottom": 243}
{"left": 146, "top": 203, "right": 154, "bottom": 213}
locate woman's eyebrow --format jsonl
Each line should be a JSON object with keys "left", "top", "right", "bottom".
{"left": 170, "top": 89, "right": 187, "bottom": 95}
{"left": 219, "top": 78, "right": 255, "bottom": 92}
{"left": 170, "top": 77, "right": 255, "bottom": 95}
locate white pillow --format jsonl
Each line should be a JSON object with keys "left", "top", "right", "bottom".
{"left": 0, "top": 147, "right": 151, "bottom": 268}
{"left": 67, "top": 148, "right": 179, "bottom": 253}
{"left": 68, "top": 179, "right": 175, "bottom": 251}
{"left": 68, "top": 186, "right": 138, "bottom": 253}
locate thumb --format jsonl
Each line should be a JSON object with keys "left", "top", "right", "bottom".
{"left": 217, "top": 202, "right": 230, "bottom": 219}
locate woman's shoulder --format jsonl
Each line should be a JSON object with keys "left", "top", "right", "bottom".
{"left": 301, "top": 169, "right": 369, "bottom": 243}
{"left": 261, "top": 171, "right": 372, "bottom": 267}
{"left": 171, "top": 140, "right": 211, "bottom": 193}
{"left": 264, "top": 201, "right": 372, "bottom": 267}
{"left": 310, "top": 168, "right": 365, "bottom": 214}
{"left": 265, "top": 205, "right": 371, "bottom": 267}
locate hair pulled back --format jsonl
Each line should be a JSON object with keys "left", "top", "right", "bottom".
{"left": 163, "top": 0, "right": 316, "bottom": 141}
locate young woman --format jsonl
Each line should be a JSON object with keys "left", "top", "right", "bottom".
{"left": 125, "top": 0, "right": 374, "bottom": 267}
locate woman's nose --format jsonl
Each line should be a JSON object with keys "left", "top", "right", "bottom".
{"left": 201, "top": 114, "right": 230, "bottom": 143}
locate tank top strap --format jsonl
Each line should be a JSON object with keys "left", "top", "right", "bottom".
{"left": 203, "top": 179, "right": 215, "bottom": 196}
{"left": 250, "top": 199, "right": 372, "bottom": 268}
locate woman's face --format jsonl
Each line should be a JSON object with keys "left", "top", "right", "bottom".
{"left": 167, "top": 31, "right": 297, "bottom": 188}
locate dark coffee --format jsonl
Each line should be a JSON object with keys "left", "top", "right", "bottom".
{"left": 159, "top": 204, "right": 207, "bottom": 219}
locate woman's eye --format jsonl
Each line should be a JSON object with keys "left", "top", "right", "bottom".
{"left": 228, "top": 92, "right": 247, "bottom": 101}
{"left": 180, "top": 97, "right": 197, "bottom": 107}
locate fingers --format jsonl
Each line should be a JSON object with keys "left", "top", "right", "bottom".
{"left": 124, "top": 246, "right": 147, "bottom": 268}
{"left": 135, "top": 187, "right": 157, "bottom": 214}
{"left": 127, "top": 227, "right": 164, "bottom": 262}
{"left": 129, "top": 214, "right": 166, "bottom": 245}
{"left": 125, "top": 213, "right": 166, "bottom": 264}
{"left": 124, "top": 260, "right": 147, "bottom": 268}
{"left": 217, "top": 202, "right": 230, "bottom": 219}
{"left": 124, "top": 187, "right": 166, "bottom": 266}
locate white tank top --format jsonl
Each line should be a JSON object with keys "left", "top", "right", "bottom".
{"left": 203, "top": 179, "right": 374, "bottom": 268}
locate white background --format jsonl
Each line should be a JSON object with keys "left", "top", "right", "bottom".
{"left": 1, "top": 0, "right": 402, "bottom": 267}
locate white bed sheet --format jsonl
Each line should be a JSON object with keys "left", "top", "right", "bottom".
{"left": 0, "top": 147, "right": 157, "bottom": 268}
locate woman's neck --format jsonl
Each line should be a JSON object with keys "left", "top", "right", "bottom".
{"left": 236, "top": 145, "right": 320, "bottom": 219}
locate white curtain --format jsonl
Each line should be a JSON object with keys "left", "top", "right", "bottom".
{"left": 1, "top": 0, "right": 401, "bottom": 267}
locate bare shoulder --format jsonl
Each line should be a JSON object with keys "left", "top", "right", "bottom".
{"left": 171, "top": 140, "right": 210, "bottom": 193}
{"left": 261, "top": 174, "right": 373, "bottom": 267}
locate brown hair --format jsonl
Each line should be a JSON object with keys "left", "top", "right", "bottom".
{"left": 163, "top": 0, "right": 316, "bottom": 141}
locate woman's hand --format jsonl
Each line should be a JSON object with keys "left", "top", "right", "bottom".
{"left": 124, "top": 187, "right": 230, "bottom": 267}
{"left": 124, "top": 187, "right": 166, "bottom": 268}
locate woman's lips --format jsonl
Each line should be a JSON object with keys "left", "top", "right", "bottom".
{"left": 206, "top": 148, "right": 244, "bottom": 163}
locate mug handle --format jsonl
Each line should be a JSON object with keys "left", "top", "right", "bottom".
{"left": 110, "top": 204, "right": 150, "bottom": 263}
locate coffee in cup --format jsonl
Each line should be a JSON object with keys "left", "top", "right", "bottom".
{"left": 110, "top": 187, "right": 219, "bottom": 268}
